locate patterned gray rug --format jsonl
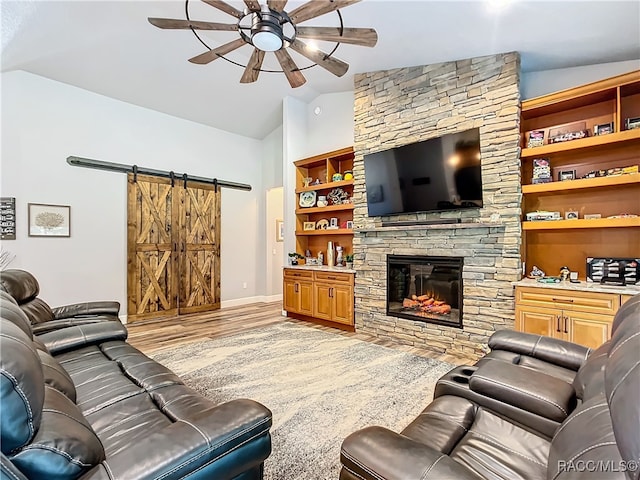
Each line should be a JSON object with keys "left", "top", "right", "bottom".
{"left": 151, "top": 322, "right": 455, "bottom": 480}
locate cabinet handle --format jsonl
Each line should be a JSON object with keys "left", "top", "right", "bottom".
{"left": 294, "top": 283, "right": 298, "bottom": 293}
{"left": 564, "top": 316, "right": 569, "bottom": 334}
{"left": 552, "top": 298, "right": 574, "bottom": 303}
{"left": 326, "top": 276, "right": 337, "bottom": 280}
{"left": 329, "top": 287, "right": 333, "bottom": 298}
{"left": 555, "top": 315, "right": 561, "bottom": 332}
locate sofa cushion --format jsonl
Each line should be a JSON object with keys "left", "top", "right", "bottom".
{"left": 0, "top": 269, "right": 40, "bottom": 304}
{"left": 0, "top": 299, "right": 34, "bottom": 339}
{"left": 10, "top": 386, "right": 105, "bottom": 480}
{"left": 38, "top": 350, "right": 77, "bottom": 402}
{"left": 21, "top": 298, "right": 56, "bottom": 325}
{"left": 0, "top": 320, "right": 44, "bottom": 454}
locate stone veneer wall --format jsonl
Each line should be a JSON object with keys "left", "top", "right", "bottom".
{"left": 352, "top": 52, "right": 521, "bottom": 361}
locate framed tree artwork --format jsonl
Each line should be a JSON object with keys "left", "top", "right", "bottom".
{"left": 28, "top": 203, "right": 70, "bottom": 237}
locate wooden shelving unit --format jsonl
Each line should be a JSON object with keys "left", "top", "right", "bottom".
{"left": 295, "top": 204, "right": 355, "bottom": 215}
{"left": 295, "top": 229, "right": 354, "bottom": 236}
{"left": 295, "top": 179, "right": 354, "bottom": 194}
{"left": 520, "top": 70, "right": 640, "bottom": 280}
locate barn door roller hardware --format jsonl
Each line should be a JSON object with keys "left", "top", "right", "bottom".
{"left": 67, "top": 156, "right": 252, "bottom": 191}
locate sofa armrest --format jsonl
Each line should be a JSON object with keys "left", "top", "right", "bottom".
{"left": 469, "top": 360, "right": 576, "bottom": 422}
{"left": 36, "top": 321, "right": 128, "bottom": 354}
{"left": 488, "top": 330, "right": 590, "bottom": 371}
{"left": 340, "top": 426, "right": 480, "bottom": 480}
{"left": 52, "top": 301, "right": 120, "bottom": 319}
{"left": 79, "top": 399, "right": 272, "bottom": 480}
{"left": 32, "top": 316, "right": 119, "bottom": 335}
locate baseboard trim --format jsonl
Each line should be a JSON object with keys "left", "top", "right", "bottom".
{"left": 221, "top": 294, "right": 283, "bottom": 309}
{"left": 119, "top": 315, "right": 128, "bottom": 325}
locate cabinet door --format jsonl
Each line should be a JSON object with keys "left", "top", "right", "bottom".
{"left": 515, "top": 306, "right": 560, "bottom": 338}
{"left": 298, "top": 281, "right": 314, "bottom": 316}
{"left": 565, "top": 312, "right": 613, "bottom": 349}
{"left": 313, "top": 283, "right": 332, "bottom": 321}
{"left": 283, "top": 279, "right": 299, "bottom": 313}
{"left": 332, "top": 284, "right": 354, "bottom": 325}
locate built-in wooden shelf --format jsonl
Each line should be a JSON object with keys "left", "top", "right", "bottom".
{"left": 295, "top": 179, "right": 354, "bottom": 194}
{"left": 295, "top": 229, "right": 354, "bottom": 236}
{"left": 520, "top": 128, "right": 640, "bottom": 158}
{"left": 295, "top": 204, "right": 355, "bottom": 215}
{"left": 522, "top": 217, "right": 640, "bottom": 231}
{"left": 522, "top": 173, "right": 640, "bottom": 194}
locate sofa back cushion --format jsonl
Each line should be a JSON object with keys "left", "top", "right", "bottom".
{"left": 0, "top": 298, "right": 34, "bottom": 339}
{"left": 0, "top": 269, "right": 40, "bottom": 304}
{"left": 20, "top": 298, "right": 56, "bottom": 325}
{"left": 0, "top": 320, "right": 44, "bottom": 454}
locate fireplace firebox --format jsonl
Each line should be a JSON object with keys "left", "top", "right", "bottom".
{"left": 387, "top": 255, "right": 463, "bottom": 328}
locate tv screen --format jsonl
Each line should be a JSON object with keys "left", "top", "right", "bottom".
{"left": 363, "top": 128, "right": 483, "bottom": 217}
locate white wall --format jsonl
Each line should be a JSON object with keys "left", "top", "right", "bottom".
{"left": 522, "top": 59, "right": 640, "bottom": 99}
{"left": 1, "top": 71, "right": 264, "bottom": 314}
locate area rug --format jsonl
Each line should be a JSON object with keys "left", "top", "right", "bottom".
{"left": 151, "top": 322, "right": 456, "bottom": 480}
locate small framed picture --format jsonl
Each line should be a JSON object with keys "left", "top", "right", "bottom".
{"left": 558, "top": 169, "right": 576, "bottom": 181}
{"left": 565, "top": 210, "right": 579, "bottom": 220}
{"left": 28, "top": 203, "right": 70, "bottom": 237}
{"left": 527, "top": 130, "right": 545, "bottom": 148}
{"left": 346, "top": 220, "right": 354, "bottom": 230}
{"left": 584, "top": 213, "right": 602, "bottom": 220}
{"left": 276, "top": 219, "right": 284, "bottom": 241}
{"left": 303, "top": 221, "right": 315, "bottom": 231}
{"left": 329, "top": 217, "right": 339, "bottom": 229}
{"left": 594, "top": 122, "right": 613, "bottom": 136}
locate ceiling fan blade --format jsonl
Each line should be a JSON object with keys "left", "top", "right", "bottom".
{"left": 288, "top": 0, "right": 361, "bottom": 24}
{"left": 148, "top": 18, "right": 238, "bottom": 31}
{"left": 274, "top": 49, "right": 306, "bottom": 88}
{"left": 267, "top": 0, "right": 288, "bottom": 12}
{"left": 240, "top": 48, "right": 265, "bottom": 83}
{"left": 289, "top": 39, "right": 349, "bottom": 77}
{"left": 296, "top": 26, "right": 378, "bottom": 47}
{"left": 201, "top": 0, "right": 244, "bottom": 19}
{"left": 189, "top": 37, "right": 247, "bottom": 64}
{"left": 242, "top": 0, "right": 261, "bottom": 11}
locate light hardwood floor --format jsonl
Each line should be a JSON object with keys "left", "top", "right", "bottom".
{"left": 127, "top": 302, "right": 469, "bottom": 366}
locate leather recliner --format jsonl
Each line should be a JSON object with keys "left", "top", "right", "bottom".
{"left": 340, "top": 294, "right": 640, "bottom": 480}
{"left": 0, "top": 269, "right": 121, "bottom": 334}
{"left": 0, "top": 295, "right": 273, "bottom": 480}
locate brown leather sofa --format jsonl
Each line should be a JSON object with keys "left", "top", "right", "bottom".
{"left": 1, "top": 287, "right": 272, "bottom": 479}
{"left": 340, "top": 294, "right": 640, "bottom": 480}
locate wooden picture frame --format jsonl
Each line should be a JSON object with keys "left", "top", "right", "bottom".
{"left": 28, "top": 203, "right": 71, "bottom": 237}
{"left": 303, "top": 221, "right": 316, "bottom": 231}
{"left": 276, "top": 219, "right": 284, "bottom": 242}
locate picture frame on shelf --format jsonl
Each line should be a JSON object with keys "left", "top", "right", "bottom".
{"left": 303, "top": 221, "right": 315, "bottom": 231}
{"left": 28, "top": 203, "right": 70, "bottom": 237}
{"left": 276, "top": 219, "right": 284, "bottom": 241}
{"left": 558, "top": 169, "right": 576, "bottom": 181}
{"left": 565, "top": 210, "right": 579, "bottom": 220}
{"left": 346, "top": 220, "right": 354, "bottom": 230}
{"left": 584, "top": 214, "right": 602, "bottom": 220}
{"left": 527, "top": 130, "right": 545, "bottom": 148}
{"left": 593, "top": 122, "right": 614, "bottom": 136}
{"left": 328, "top": 217, "right": 339, "bottom": 229}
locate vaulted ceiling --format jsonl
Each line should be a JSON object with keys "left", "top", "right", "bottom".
{"left": 2, "top": 1, "right": 639, "bottom": 139}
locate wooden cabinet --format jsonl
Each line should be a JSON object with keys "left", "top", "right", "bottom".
{"left": 284, "top": 268, "right": 354, "bottom": 328}
{"left": 520, "top": 71, "right": 640, "bottom": 279}
{"left": 294, "top": 147, "right": 354, "bottom": 263}
{"left": 515, "top": 286, "right": 621, "bottom": 348}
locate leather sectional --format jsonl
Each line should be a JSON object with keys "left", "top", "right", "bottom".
{"left": 0, "top": 273, "right": 273, "bottom": 480}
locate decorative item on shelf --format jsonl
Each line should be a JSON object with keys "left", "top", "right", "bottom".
{"left": 332, "top": 173, "right": 343, "bottom": 182}
{"left": 528, "top": 265, "right": 545, "bottom": 279}
{"left": 565, "top": 210, "right": 579, "bottom": 220}
{"left": 584, "top": 213, "right": 602, "bottom": 220}
{"left": 305, "top": 257, "right": 318, "bottom": 265}
{"left": 317, "top": 251, "right": 324, "bottom": 265}
{"left": 558, "top": 169, "right": 576, "bottom": 181}
{"left": 525, "top": 211, "right": 561, "bottom": 221}
{"left": 327, "top": 187, "right": 348, "bottom": 205}
{"left": 559, "top": 266, "right": 571, "bottom": 281}
{"left": 549, "top": 121, "right": 589, "bottom": 143}
{"left": 569, "top": 271, "right": 580, "bottom": 283}
{"left": 327, "top": 241, "right": 335, "bottom": 267}
{"left": 288, "top": 252, "right": 304, "bottom": 266}
{"left": 346, "top": 220, "right": 354, "bottom": 230}
{"left": 335, "top": 246, "right": 344, "bottom": 267}
{"left": 305, "top": 249, "right": 311, "bottom": 258}
{"left": 625, "top": 117, "right": 640, "bottom": 130}
{"left": 303, "top": 222, "right": 316, "bottom": 231}
{"left": 607, "top": 213, "right": 638, "bottom": 219}
{"left": 299, "top": 190, "right": 317, "bottom": 208}
{"left": 317, "top": 195, "right": 328, "bottom": 208}
{"left": 532, "top": 158, "right": 552, "bottom": 184}
{"left": 345, "top": 254, "right": 354, "bottom": 270}
{"left": 343, "top": 170, "right": 354, "bottom": 180}
{"left": 537, "top": 276, "right": 561, "bottom": 283}
{"left": 315, "top": 219, "right": 329, "bottom": 230}
{"left": 527, "top": 130, "right": 545, "bottom": 148}
{"left": 303, "top": 177, "right": 313, "bottom": 187}
{"left": 593, "top": 122, "right": 614, "bottom": 136}
{"left": 587, "top": 257, "right": 639, "bottom": 286}
{"left": 312, "top": 179, "right": 322, "bottom": 185}
{"left": 327, "top": 217, "right": 339, "bottom": 229}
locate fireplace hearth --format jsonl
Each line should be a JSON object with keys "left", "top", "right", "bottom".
{"left": 387, "top": 255, "right": 463, "bottom": 328}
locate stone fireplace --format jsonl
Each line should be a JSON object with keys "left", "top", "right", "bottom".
{"left": 387, "top": 255, "right": 463, "bottom": 328}
{"left": 352, "top": 52, "right": 522, "bottom": 361}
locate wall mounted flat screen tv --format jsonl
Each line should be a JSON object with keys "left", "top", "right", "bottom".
{"left": 363, "top": 128, "right": 483, "bottom": 217}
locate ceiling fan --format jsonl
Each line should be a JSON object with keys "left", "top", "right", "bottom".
{"left": 148, "top": 0, "right": 378, "bottom": 88}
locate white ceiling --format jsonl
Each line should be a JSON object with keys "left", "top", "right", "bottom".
{"left": 2, "top": 0, "right": 639, "bottom": 139}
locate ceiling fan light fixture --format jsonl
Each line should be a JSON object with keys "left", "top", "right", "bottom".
{"left": 251, "top": 9, "right": 283, "bottom": 52}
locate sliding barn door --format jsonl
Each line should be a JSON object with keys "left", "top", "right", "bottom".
{"left": 178, "top": 183, "right": 221, "bottom": 314}
{"left": 127, "top": 174, "right": 178, "bottom": 322}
